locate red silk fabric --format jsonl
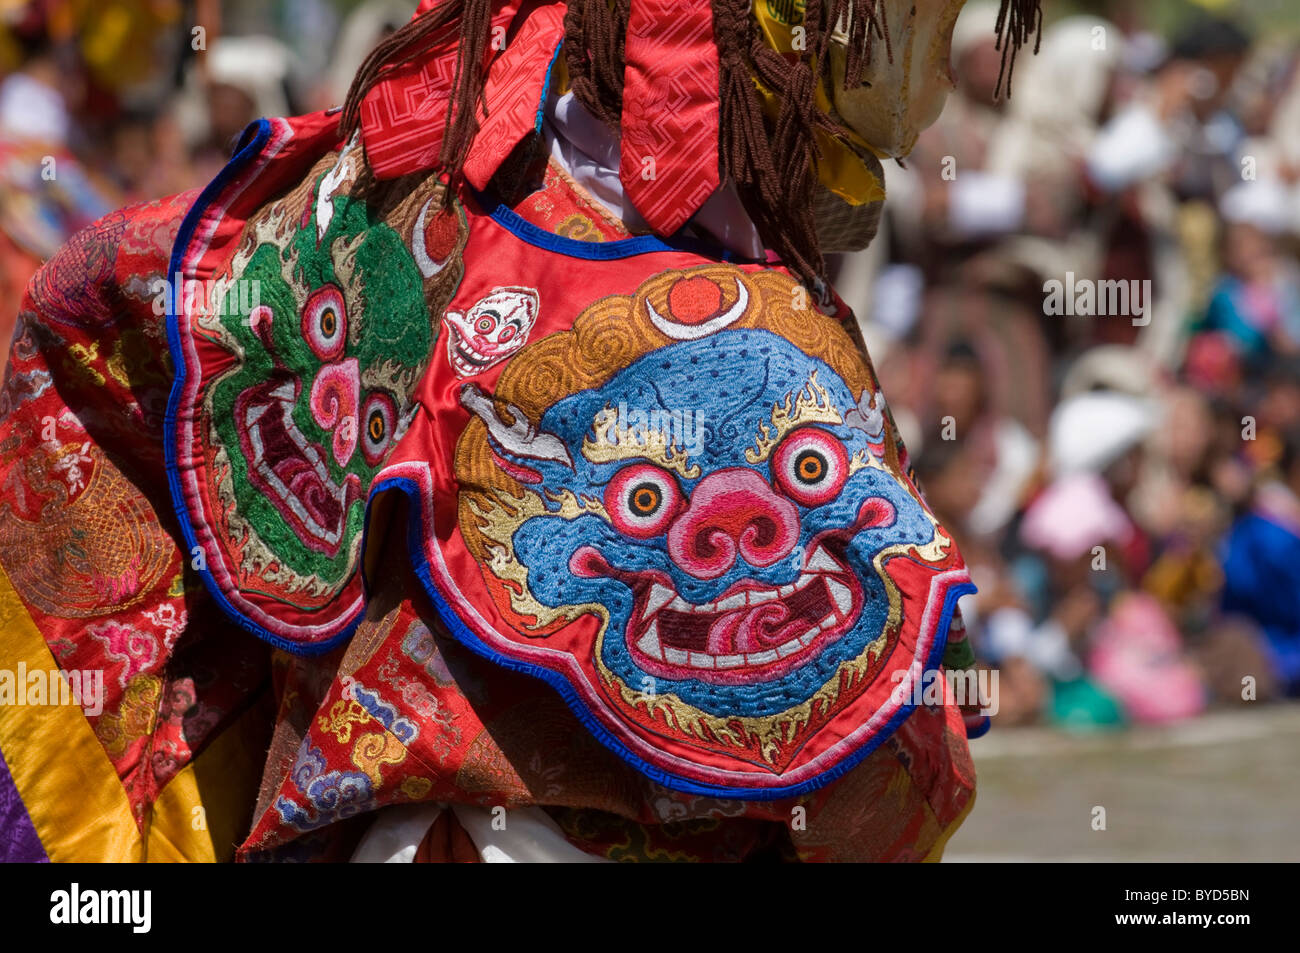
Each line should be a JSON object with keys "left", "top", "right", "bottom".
{"left": 360, "top": 0, "right": 565, "bottom": 185}
{"left": 620, "top": 0, "right": 721, "bottom": 234}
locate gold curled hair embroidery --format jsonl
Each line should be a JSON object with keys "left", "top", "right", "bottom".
{"left": 331, "top": 229, "right": 369, "bottom": 348}
{"left": 469, "top": 487, "right": 609, "bottom": 634}
{"left": 744, "top": 369, "right": 843, "bottom": 464}
{"left": 580, "top": 404, "right": 702, "bottom": 480}
{"left": 361, "top": 358, "right": 420, "bottom": 399}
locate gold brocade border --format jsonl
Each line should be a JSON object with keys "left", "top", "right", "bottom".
{"left": 0, "top": 561, "right": 143, "bottom": 861}
{"left": 924, "top": 788, "right": 977, "bottom": 863}
{"left": 0, "top": 562, "right": 264, "bottom": 862}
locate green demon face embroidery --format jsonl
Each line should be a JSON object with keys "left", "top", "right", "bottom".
{"left": 204, "top": 170, "right": 435, "bottom": 592}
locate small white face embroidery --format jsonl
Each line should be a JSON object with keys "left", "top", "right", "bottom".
{"left": 444, "top": 287, "right": 540, "bottom": 378}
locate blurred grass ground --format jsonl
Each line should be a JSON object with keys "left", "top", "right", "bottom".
{"left": 945, "top": 704, "right": 1300, "bottom": 861}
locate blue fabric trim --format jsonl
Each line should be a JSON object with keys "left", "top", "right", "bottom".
{"left": 162, "top": 118, "right": 360, "bottom": 658}
{"left": 534, "top": 41, "right": 562, "bottom": 135}
{"left": 369, "top": 476, "right": 977, "bottom": 800}
{"left": 478, "top": 191, "right": 677, "bottom": 259}
{"left": 965, "top": 714, "right": 992, "bottom": 740}
{"left": 471, "top": 188, "right": 765, "bottom": 266}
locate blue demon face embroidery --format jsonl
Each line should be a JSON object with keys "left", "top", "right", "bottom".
{"left": 460, "top": 329, "right": 938, "bottom": 717}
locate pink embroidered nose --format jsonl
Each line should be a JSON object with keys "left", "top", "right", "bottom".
{"left": 667, "top": 468, "right": 800, "bottom": 579}
{"left": 309, "top": 358, "right": 360, "bottom": 466}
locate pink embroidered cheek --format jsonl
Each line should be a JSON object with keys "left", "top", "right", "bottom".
{"left": 666, "top": 468, "right": 800, "bottom": 579}
{"left": 568, "top": 544, "right": 610, "bottom": 579}
{"left": 309, "top": 358, "right": 361, "bottom": 466}
{"left": 855, "top": 496, "right": 896, "bottom": 530}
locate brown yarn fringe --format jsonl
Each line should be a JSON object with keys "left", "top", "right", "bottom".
{"left": 994, "top": 0, "right": 1044, "bottom": 100}
{"left": 719, "top": 0, "right": 824, "bottom": 285}
{"left": 809, "top": 1, "right": 890, "bottom": 92}
{"left": 339, "top": 0, "right": 495, "bottom": 181}
{"left": 339, "top": 0, "right": 1043, "bottom": 285}
{"left": 564, "top": 0, "right": 629, "bottom": 128}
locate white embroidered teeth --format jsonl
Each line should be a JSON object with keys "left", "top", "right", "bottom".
{"left": 634, "top": 605, "right": 847, "bottom": 670}
{"left": 631, "top": 542, "right": 857, "bottom": 671}
{"left": 244, "top": 382, "right": 349, "bottom": 547}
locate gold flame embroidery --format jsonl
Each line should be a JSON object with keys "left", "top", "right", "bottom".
{"left": 469, "top": 487, "right": 609, "bottom": 633}
{"left": 745, "top": 370, "right": 844, "bottom": 464}
{"left": 580, "top": 405, "right": 701, "bottom": 480}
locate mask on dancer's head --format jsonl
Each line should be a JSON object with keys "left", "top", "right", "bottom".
{"left": 753, "top": 0, "right": 1037, "bottom": 162}
{"left": 746, "top": 0, "right": 969, "bottom": 254}
{"left": 827, "top": 0, "right": 969, "bottom": 158}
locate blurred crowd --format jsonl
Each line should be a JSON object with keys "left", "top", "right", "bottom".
{"left": 3, "top": 0, "right": 1299, "bottom": 731}
{"left": 835, "top": 0, "right": 1300, "bottom": 729}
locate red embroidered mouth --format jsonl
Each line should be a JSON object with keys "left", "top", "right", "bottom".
{"left": 235, "top": 378, "right": 361, "bottom": 556}
{"left": 570, "top": 495, "right": 897, "bottom": 685}
{"left": 446, "top": 326, "right": 498, "bottom": 376}
{"left": 574, "top": 534, "right": 864, "bottom": 686}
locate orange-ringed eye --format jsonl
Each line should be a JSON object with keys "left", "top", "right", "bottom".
{"left": 773, "top": 427, "right": 849, "bottom": 506}
{"left": 605, "top": 464, "right": 682, "bottom": 538}
{"left": 361, "top": 392, "right": 397, "bottom": 466}
{"left": 630, "top": 483, "right": 661, "bottom": 515}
